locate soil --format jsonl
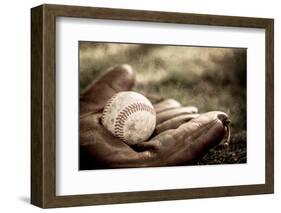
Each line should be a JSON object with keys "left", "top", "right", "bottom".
{"left": 197, "top": 130, "right": 247, "bottom": 165}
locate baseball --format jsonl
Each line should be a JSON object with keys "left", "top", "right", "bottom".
{"left": 102, "top": 91, "right": 156, "bottom": 145}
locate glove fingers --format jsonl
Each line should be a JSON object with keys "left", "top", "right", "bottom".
{"left": 156, "top": 106, "right": 198, "bottom": 124}
{"left": 175, "top": 111, "right": 228, "bottom": 158}
{"left": 147, "top": 111, "right": 229, "bottom": 166}
{"left": 153, "top": 99, "right": 181, "bottom": 113}
{"left": 155, "top": 113, "right": 200, "bottom": 134}
{"left": 80, "top": 64, "right": 135, "bottom": 115}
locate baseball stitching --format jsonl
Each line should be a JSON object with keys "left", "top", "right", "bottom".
{"left": 114, "top": 102, "right": 155, "bottom": 141}
{"left": 101, "top": 93, "right": 119, "bottom": 125}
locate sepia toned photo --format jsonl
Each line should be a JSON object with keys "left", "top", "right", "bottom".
{"left": 31, "top": 5, "right": 273, "bottom": 207}
{"left": 79, "top": 42, "right": 246, "bottom": 170}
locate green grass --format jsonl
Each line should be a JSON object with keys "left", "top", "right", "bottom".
{"left": 79, "top": 42, "right": 247, "bottom": 164}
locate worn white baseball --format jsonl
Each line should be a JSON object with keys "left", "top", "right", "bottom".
{"left": 102, "top": 91, "right": 156, "bottom": 145}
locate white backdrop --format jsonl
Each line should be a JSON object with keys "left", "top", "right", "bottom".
{"left": 0, "top": 0, "right": 279, "bottom": 212}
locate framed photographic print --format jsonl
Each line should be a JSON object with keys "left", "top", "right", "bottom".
{"left": 31, "top": 4, "right": 274, "bottom": 208}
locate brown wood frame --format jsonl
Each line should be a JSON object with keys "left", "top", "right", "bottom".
{"left": 31, "top": 4, "right": 274, "bottom": 208}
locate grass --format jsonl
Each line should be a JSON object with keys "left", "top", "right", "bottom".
{"left": 79, "top": 42, "right": 247, "bottom": 165}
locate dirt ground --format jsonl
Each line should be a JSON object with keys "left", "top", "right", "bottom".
{"left": 79, "top": 42, "right": 247, "bottom": 165}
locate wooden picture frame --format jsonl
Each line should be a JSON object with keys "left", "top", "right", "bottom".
{"left": 31, "top": 4, "right": 274, "bottom": 208}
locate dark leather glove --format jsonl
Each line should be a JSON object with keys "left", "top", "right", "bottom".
{"left": 79, "top": 65, "right": 229, "bottom": 169}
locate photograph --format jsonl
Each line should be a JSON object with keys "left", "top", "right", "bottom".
{"left": 79, "top": 42, "right": 247, "bottom": 170}
{"left": 30, "top": 4, "right": 274, "bottom": 208}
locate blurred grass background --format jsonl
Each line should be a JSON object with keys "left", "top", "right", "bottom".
{"left": 79, "top": 42, "right": 247, "bottom": 165}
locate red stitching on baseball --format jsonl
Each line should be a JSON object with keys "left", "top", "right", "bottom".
{"left": 114, "top": 102, "right": 155, "bottom": 142}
